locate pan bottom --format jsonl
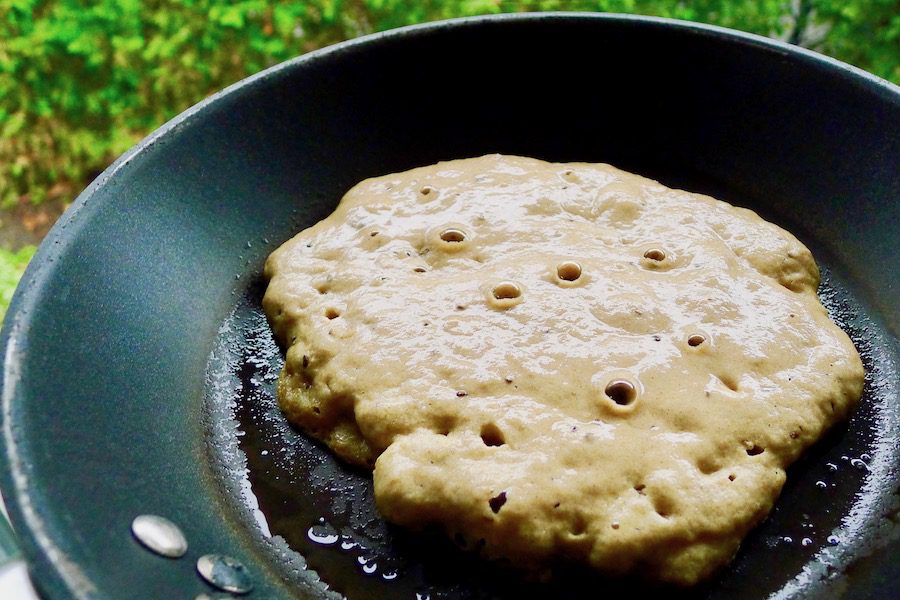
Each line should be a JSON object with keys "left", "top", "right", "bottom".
{"left": 203, "top": 263, "right": 898, "bottom": 600}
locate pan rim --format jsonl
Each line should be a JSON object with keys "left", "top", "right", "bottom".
{"left": 1, "top": 12, "right": 898, "bottom": 599}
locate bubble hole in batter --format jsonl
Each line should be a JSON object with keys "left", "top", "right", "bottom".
{"left": 745, "top": 443, "right": 765, "bottom": 456}
{"left": 653, "top": 495, "right": 675, "bottom": 519}
{"left": 492, "top": 282, "right": 521, "bottom": 300}
{"left": 643, "top": 248, "right": 667, "bottom": 261}
{"left": 570, "top": 515, "right": 588, "bottom": 536}
{"left": 487, "top": 281, "right": 525, "bottom": 310}
{"left": 556, "top": 261, "right": 583, "bottom": 282}
{"left": 604, "top": 379, "right": 638, "bottom": 406}
{"left": 687, "top": 334, "right": 706, "bottom": 347}
{"left": 480, "top": 422, "right": 506, "bottom": 447}
{"left": 717, "top": 374, "right": 740, "bottom": 392}
{"left": 440, "top": 228, "right": 467, "bottom": 243}
{"left": 696, "top": 456, "right": 720, "bottom": 474}
{"left": 489, "top": 492, "right": 508, "bottom": 514}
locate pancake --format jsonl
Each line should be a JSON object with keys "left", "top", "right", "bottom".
{"left": 262, "top": 154, "right": 863, "bottom": 585}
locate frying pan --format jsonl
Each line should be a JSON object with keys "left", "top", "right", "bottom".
{"left": 1, "top": 13, "right": 897, "bottom": 600}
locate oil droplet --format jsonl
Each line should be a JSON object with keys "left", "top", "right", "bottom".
{"left": 801, "top": 538, "right": 813, "bottom": 546}
{"left": 827, "top": 535, "right": 840, "bottom": 545}
{"left": 131, "top": 515, "right": 188, "bottom": 558}
{"left": 382, "top": 570, "right": 398, "bottom": 581}
{"left": 307, "top": 526, "right": 339, "bottom": 545}
{"left": 826, "top": 462, "right": 838, "bottom": 472}
{"left": 362, "top": 561, "right": 378, "bottom": 575}
{"left": 850, "top": 458, "right": 869, "bottom": 471}
{"left": 815, "top": 481, "right": 827, "bottom": 489}
{"left": 782, "top": 536, "right": 793, "bottom": 544}
{"left": 340, "top": 536, "right": 357, "bottom": 550}
{"left": 416, "top": 594, "right": 431, "bottom": 600}
{"left": 196, "top": 554, "right": 253, "bottom": 594}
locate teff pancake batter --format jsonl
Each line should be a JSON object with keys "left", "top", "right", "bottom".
{"left": 263, "top": 155, "right": 863, "bottom": 585}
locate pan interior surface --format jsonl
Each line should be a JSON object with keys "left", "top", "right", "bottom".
{"left": 0, "top": 13, "right": 897, "bottom": 600}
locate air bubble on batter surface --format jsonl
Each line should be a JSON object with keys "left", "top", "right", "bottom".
{"left": 640, "top": 244, "right": 680, "bottom": 271}
{"left": 605, "top": 379, "right": 637, "bottom": 406}
{"left": 487, "top": 281, "right": 523, "bottom": 309}
{"left": 489, "top": 491, "right": 507, "bottom": 514}
{"left": 569, "top": 515, "right": 588, "bottom": 536}
{"left": 480, "top": 422, "right": 505, "bottom": 447}
{"left": 591, "top": 371, "right": 643, "bottom": 415}
{"left": 687, "top": 334, "right": 705, "bottom": 347}
{"left": 430, "top": 224, "right": 471, "bottom": 253}
{"left": 440, "top": 228, "right": 467, "bottom": 243}
{"left": 560, "top": 168, "right": 580, "bottom": 183}
{"left": 555, "top": 261, "right": 583, "bottom": 284}
{"left": 717, "top": 374, "right": 740, "bottom": 392}
{"left": 744, "top": 442, "right": 765, "bottom": 456}
{"left": 358, "top": 225, "right": 388, "bottom": 249}
{"left": 493, "top": 282, "right": 520, "bottom": 299}
{"left": 652, "top": 495, "right": 675, "bottom": 519}
{"left": 697, "top": 456, "right": 720, "bottom": 474}
{"left": 644, "top": 248, "right": 666, "bottom": 261}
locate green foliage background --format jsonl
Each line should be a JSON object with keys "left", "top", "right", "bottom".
{"left": 0, "top": 244, "right": 34, "bottom": 320}
{"left": 0, "top": 0, "right": 897, "bottom": 317}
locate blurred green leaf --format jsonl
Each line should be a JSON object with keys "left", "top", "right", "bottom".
{"left": 2, "top": 112, "right": 26, "bottom": 137}
{"left": 0, "top": 245, "right": 36, "bottom": 322}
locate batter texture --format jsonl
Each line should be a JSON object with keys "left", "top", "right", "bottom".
{"left": 263, "top": 155, "right": 863, "bottom": 585}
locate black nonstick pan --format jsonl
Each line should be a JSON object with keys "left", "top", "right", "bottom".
{"left": 1, "top": 13, "right": 897, "bottom": 600}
